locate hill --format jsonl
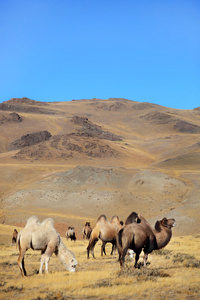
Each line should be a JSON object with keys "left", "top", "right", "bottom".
{"left": 0, "top": 97, "right": 199, "bottom": 236}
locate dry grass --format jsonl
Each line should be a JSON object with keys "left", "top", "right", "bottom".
{"left": 0, "top": 225, "right": 200, "bottom": 300}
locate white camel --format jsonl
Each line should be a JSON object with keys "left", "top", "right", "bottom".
{"left": 17, "top": 216, "right": 77, "bottom": 276}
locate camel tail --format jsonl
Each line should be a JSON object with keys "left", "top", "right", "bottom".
{"left": 117, "top": 228, "right": 124, "bottom": 248}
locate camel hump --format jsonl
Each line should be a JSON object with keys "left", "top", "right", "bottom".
{"left": 125, "top": 212, "right": 141, "bottom": 225}
{"left": 97, "top": 214, "right": 107, "bottom": 222}
{"left": 41, "top": 218, "right": 55, "bottom": 228}
{"left": 25, "top": 216, "right": 40, "bottom": 228}
{"left": 111, "top": 215, "right": 119, "bottom": 222}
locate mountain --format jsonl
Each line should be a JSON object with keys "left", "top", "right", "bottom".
{"left": 0, "top": 97, "right": 199, "bottom": 236}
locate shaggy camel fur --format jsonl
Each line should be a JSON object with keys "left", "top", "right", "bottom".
{"left": 66, "top": 226, "right": 76, "bottom": 241}
{"left": 17, "top": 216, "right": 77, "bottom": 276}
{"left": 82, "top": 222, "right": 92, "bottom": 240}
{"left": 118, "top": 212, "right": 176, "bottom": 268}
{"left": 87, "top": 215, "right": 123, "bottom": 259}
{"left": 12, "top": 229, "right": 18, "bottom": 244}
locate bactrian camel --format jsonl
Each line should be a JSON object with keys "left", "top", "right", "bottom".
{"left": 118, "top": 212, "right": 176, "bottom": 268}
{"left": 17, "top": 216, "right": 77, "bottom": 276}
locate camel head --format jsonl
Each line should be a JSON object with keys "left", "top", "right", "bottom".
{"left": 155, "top": 217, "right": 176, "bottom": 231}
{"left": 62, "top": 254, "right": 77, "bottom": 273}
{"left": 68, "top": 257, "right": 78, "bottom": 272}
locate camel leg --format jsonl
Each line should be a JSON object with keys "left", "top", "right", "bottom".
{"left": 110, "top": 243, "right": 114, "bottom": 255}
{"left": 120, "top": 247, "right": 128, "bottom": 267}
{"left": 111, "top": 243, "right": 116, "bottom": 257}
{"left": 45, "top": 256, "right": 50, "bottom": 273}
{"left": 134, "top": 250, "right": 141, "bottom": 268}
{"left": 101, "top": 242, "right": 106, "bottom": 256}
{"left": 18, "top": 248, "right": 27, "bottom": 277}
{"left": 42, "top": 245, "right": 54, "bottom": 273}
{"left": 87, "top": 238, "right": 98, "bottom": 259}
{"left": 117, "top": 242, "right": 123, "bottom": 262}
{"left": 143, "top": 253, "right": 148, "bottom": 267}
{"left": 118, "top": 249, "right": 122, "bottom": 262}
{"left": 39, "top": 254, "right": 45, "bottom": 274}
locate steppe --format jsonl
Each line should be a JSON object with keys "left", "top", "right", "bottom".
{"left": 0, "top": 97, "right": 200, "bottom": 299}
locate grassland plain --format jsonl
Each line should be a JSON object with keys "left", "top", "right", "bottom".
{"left": 0, "top": 224, "right": 200, "bottom": 300}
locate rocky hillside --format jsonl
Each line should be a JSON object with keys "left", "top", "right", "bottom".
{"left": 0, "top": 97, "right": 199, "bottom": 236}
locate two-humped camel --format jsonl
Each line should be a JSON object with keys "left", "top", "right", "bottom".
{"left": 118, "top": 212, "right": 176, "bottom": 268}
{"left": 82, "top": 222, "right": 92, "bottom": 240}
{"left": 87, "top": 215, "right": 123, "bottom": 258}
{"left": 17, "top": 216, "right": 77, "bottom": 276}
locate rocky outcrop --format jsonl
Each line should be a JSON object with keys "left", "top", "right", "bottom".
{"left": 71, "top": 116, "right": 122, "bottom": 141}
{"left": 174, "top": 120, "right": 200, "bottom": 133}
{"left": 0, "top": 112, "right": 22, "bottom": 124}
{"left": 9, "top": 131, "right": 52, "bottom": 150}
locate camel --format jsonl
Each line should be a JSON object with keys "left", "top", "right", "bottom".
{"left": 82, "top": 222, "right": 92, "bottom": 240}
{"left": 66, "top": 226, "right": 76, "bottom": 241}
{"left": 87, "top": 215, "right": 123, "bottom": 259}
{"left": 12, "top": 229, "right": 18, "bottom": 244}
{"left": 118, "top": 212, "right": 176, "bottom": 268}
{"left": 17, "top": 216, "right": 77, "bottom": 276}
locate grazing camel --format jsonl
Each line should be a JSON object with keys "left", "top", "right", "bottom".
{"left": 118, "top": 212, "right": 176, "bottom": 268}
{"left": 12, "top": 229, "right": 18, "bottom": 244}
{"left": 66, "top": 226, "right": 76, "bottom": 241}
{"left": 82, "top": 222, "right": 92, "bottom": 240}
{"left": 87, "top": 215, "right": 123, "bottom": 259}
{"left": 17, "top": 216, "right": 77, "bottom": 276}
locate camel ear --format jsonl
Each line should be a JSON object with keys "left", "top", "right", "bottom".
{"left": 161, "top": 217, "right": 168, "bottom": 225}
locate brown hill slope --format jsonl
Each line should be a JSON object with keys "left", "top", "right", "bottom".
{"left": 0, "top": 97, "right": 199, "bottom": 236}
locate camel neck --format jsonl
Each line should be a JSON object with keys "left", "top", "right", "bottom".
{"left": 154, "top": 227, "right": 172, "bottom": 249}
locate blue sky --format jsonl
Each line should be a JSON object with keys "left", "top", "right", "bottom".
{"left": 0, "top": 0, "right": 199, "bottom": 109}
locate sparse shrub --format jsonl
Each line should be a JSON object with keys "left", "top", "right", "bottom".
{"left": 173, "top": 253, "right": 200, "bottom": 268}
{"left": 86, "top": 279, "right": 113, "bottom": 289}
{"left": 3, "top": 285, "right": 23, "bottom": 293}
{"left": 117, "top": 265, "right": 170, "bottom": 281}
{"left": 31, "top": 292, "right": 65, "bottom": 300}
{"left": 153, "top": 249, "right": 172, "bottom": 256}
{"left": 0, "top": 282, "right": 6, "bottom": 287}
{"left": 173, "top": 253, "right": 195, "bottom": 262}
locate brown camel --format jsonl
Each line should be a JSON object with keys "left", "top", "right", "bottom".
{"left": 118, "top": 212, "right": 176, "bottom": 268}
{"left": 87, "top": 215, "right": 123, "bottom": 259}
{"left": 66, "top": 226, "right": 76, "bottom": 241}
{"left": 82, "top": 222, "right": 92, "bottom": 240}
{"left": 12, "top": 229, "right": 18, "bottom": 244}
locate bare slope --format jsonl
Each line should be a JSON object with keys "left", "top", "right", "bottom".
{"left": 0, "top": 97, "right": 199, "bottom": 235}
